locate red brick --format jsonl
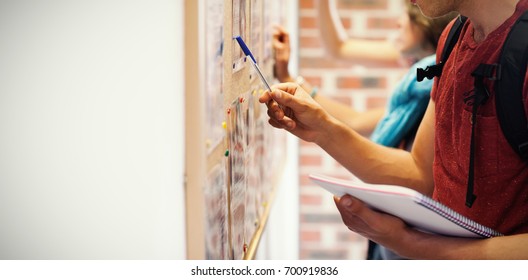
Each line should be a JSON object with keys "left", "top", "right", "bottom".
{"left": 300, "top": 36, "right": 323, "bottom": 48}
{"left": 299, "top": 0, "right": 315, "bottom": 9}
{"left": 300, "top": 57, "right": 349, "bottom": 69}
{"left": 337, "top": 76, "right": 387, "bottom": 89}
{"left": 299, "top": 15, "right": 318, "bottom": 29}
{"left": 336, "top": 0, "right": 389, "bottom": 10}
{"left": 337, "top": 77, "right": 361, "bottom": 89}
{"left": 367, "top": 16, "right": 398, "bottom": 30}
{"left": 300, "top": 194, "right": 323, "bottom": 205}
{"left": 303, "top": 76, "right": 322, "bottom": 87}
{"left": 300, "top": 154, "right": 322, "bottom": 165}
{"left": 300, "top": 230, "right": 321, "bottom": 242}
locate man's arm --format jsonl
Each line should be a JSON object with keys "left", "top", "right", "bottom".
{"left": 260, "top": 83, "right": 435, "bottom": 194}
{"left": 335, "top": 195, "right": 528, "bottom": 259}
{"left": 316, "top": 99, "right": 436, "bottom": 194}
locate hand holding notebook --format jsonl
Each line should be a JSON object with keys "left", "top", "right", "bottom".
{"left": 309, "top": 173, "right": 502, "bottom": 238}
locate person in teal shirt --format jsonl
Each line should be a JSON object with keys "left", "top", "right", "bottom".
{"left": 369, "top": 54, "right": 435, "bottom": 148}
{"left": 272, "top": 0, "right": 456, "bottom": 259}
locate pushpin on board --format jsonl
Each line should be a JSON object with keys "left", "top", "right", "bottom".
{"left": 224, "top": 149, "right": 230, "bottom": 157}
{"left": 222, "top": 121, "right": 227, "bottom": 129}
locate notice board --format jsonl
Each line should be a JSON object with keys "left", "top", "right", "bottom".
{"left": 185, "top": 0, "right": 289, "bottom": 260}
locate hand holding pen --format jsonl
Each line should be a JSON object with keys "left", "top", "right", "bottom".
{"left": 234, "top": 36, "right": 330, "bottom": 143}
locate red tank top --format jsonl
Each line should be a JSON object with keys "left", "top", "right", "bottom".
{"left": 431, "top": 1, "right": 528, "bottom": 234}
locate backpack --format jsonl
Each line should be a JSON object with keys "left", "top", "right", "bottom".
{"left": 416, "top": 12, "right": 528, "bottom": 207}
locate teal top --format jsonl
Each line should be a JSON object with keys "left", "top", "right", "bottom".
{"left": 369, "top": 55, "right": 436, "bottom": 147}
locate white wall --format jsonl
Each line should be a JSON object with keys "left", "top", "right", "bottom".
{"left": 0, "top": 0, "right": 186, "bottom": 259}
{"left": 175, "top": 0, "right": 186, "bottom": 261}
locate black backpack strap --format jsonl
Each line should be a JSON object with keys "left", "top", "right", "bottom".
{"left": 464, "top": 11, "right": 528, "bottom": 207}
{"left": 417, "top": 16, "right": 468, "bottom": 82}
{"left": 496, "top": 10, "right": 528, "bottom": 161}
{"left": 466, "top": 64, "right": 495, "bottom": 208}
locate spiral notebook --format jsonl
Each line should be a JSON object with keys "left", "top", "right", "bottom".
{"left": 309, "top": 173, "right": 503, "bottom": 238}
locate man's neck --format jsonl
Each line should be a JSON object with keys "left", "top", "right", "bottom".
{"left": 459, "top": 0, "right": 520, "bottom": 42}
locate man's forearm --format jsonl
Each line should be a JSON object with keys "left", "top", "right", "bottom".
{"left": 316, "top": 116, "right": 431, "bottom": 194}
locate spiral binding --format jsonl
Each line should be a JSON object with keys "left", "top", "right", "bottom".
{"left": 415, "top": 195, "right": 503, "bottom": 238}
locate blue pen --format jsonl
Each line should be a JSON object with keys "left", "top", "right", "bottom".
{"left": 234, "top": 36, "right": 272, "bottom": 92}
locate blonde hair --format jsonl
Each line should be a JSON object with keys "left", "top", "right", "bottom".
{"left": 406, "top": 3, "right": 458, "bottom": 50}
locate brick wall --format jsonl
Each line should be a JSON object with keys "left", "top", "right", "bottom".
{"left": 297, "top": 0, "right": 407, "bottom": 260}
